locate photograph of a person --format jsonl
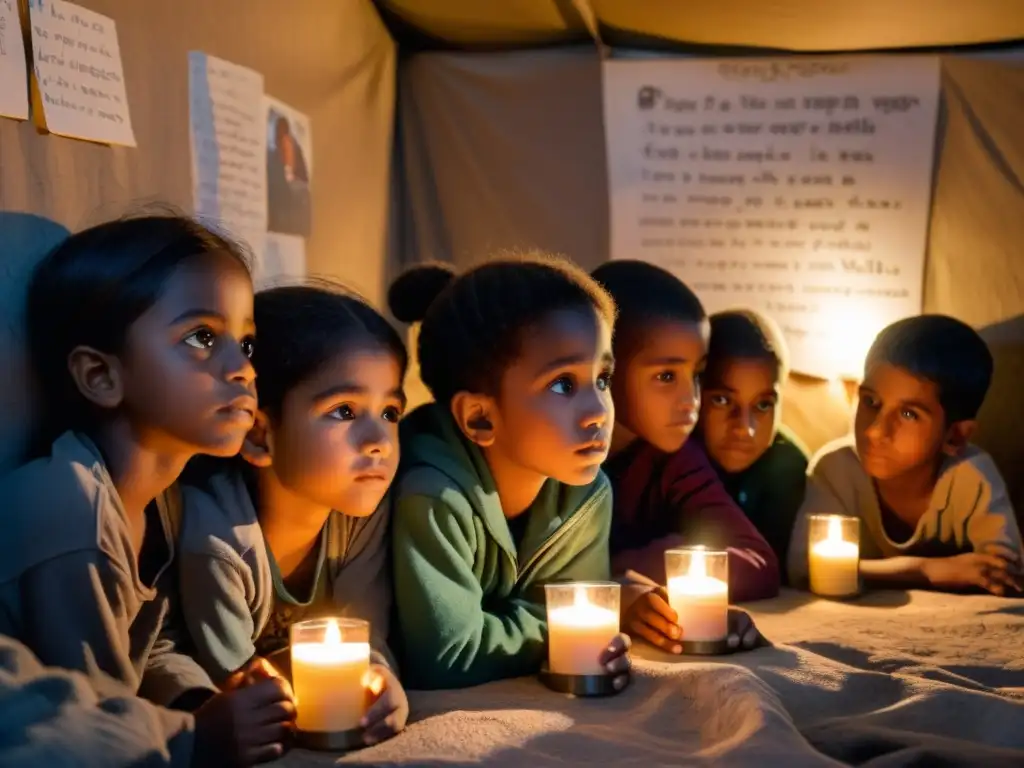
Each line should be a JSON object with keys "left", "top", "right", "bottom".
{"left": 266, "top": 96, "right": 312, "bottom": 237}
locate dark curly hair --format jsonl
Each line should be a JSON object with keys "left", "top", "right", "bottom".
{"left": 387, "top": 252, "right": 615, "bottom": 405}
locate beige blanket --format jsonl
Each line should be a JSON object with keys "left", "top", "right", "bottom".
{"left": 282, "top": 590, "right": 1024, "bottom": 766}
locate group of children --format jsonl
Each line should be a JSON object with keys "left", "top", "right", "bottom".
{"left": 0, "top": 213, "right": 1020, "bottom": 767}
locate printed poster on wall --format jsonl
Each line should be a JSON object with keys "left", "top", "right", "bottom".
{"left": 603, "top": 56, "right": 941, "bottom": 379}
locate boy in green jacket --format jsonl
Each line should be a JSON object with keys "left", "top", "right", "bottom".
{"left": 387, "top": 257, "right": 631, "bottom": 690}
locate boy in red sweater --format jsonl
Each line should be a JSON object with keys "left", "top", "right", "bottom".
{"left": 592, "top": 261, "right": 780, "bottom": 653}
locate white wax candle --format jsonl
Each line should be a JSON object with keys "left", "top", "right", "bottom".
{"left": 809, "top": 516, "right": 860, "bottom": 597}
{"left": 291, "top": 620, "right": 370, "bottom": 733}
{"left": 547, "top": 587, "right": 619, "bottom": 675}
{"left": 667, "top": 549, "right": 729, "bottom": 641}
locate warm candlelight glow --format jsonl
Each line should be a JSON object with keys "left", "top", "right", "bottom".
{"left": 666, "top": 547, "right": 729, "bottom": 645}
{"left": 545, "top": 582, "right": 620, "bottom": 676}
{"left": 808, "top": 514, "right": 860, "bottom": 598}
{"left": 291, "top": 618, "right": 370, "bottom": 734}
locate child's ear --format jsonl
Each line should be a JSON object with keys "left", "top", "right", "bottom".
{"left": 67, "top": 346, "right": 123, "bottom": 410}
{"left": 941, "top": 419, "right": 976, "bottom": 457}
{"left": 240, "top": 410, "right": 274, "bottom": 467}
{"left": 450, "top": 391, "right": 497, "bottom": 448}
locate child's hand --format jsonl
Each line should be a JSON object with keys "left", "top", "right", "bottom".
{"left": 223, "top": 656, "right": 289, "bottom": 693}
{"left": 360, "top": 664, "right": 409, "bottom": 746}
{"left": 193, "top": 677, "right": 296, "bottom": 767}
{"left": 726, "top": 608, "right": 768, "bottom": 651}
{"left": 923, "top": 550, "right": 1024, "bottom": 595}
{"left": 598, "top": 632, "right": 632, "bottom": 691}
{"left": 622, "top": 587, "right": 682, "bottom": 654}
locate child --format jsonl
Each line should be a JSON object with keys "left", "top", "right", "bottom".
{"left": 788, "top": 314, "right": 1024, "bottom": 595}
{"left": 0, "top": 215, "right": 294, "bottom": 764}
{"left": 179, "top": 284, "right": 408, "bottom": 745}
{"left": 698, "top": 310, "right": 809, "bottom": 572}
{"left": 591, "top": 261, "right": 779, "bottom": 653}
{"left": 387, "top": 257, "right": 631, "bottom": 690}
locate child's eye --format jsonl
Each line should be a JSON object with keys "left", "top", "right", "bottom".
{"left": 549, "top": 376, "right": 575, "bottom": 396}
{"left": 655, "top": 370, "right": 675, "bottom": 384}
{"left": 755, "top": 399, "right": 775, "bottom": 413}
{"left": 382, "top": 406, "right": 402, "bottom": 423}
{"left": 329, "top": 404, "right": 356, "bottom": 421}
{"left": 596, "top": 371, "right": 613, "bottom": 391}
{"left": 900, "top": 408, "right": 919, "bottom": 422}
{"left": 241, "top": 337, "right": 255, "bottom": 359}
{"left": 184, "top": 328, "right": 216, "bottom": 350}
{"left": 710, "top": 394, "right": 729, "bottom": 407}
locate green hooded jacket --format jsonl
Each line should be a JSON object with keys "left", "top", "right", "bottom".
{"left": 391, "top": 403, "right": 612, "bottom": 690}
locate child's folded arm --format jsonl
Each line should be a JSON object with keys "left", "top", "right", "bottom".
{"left": 18, "top": 550, "right": 143, "bottom": 691}
{"left": 664, "top": 452, "right": 780, "bottom": 601}
{"left": 0, "top": 636, "right": 195, "bottom": 768}
{"left": 178, "top": 551, "right": 259, "bottom": 687}
{"left": 141, "top": 616, "right": 217, "bottom": 711}
{"left": 392, "top": 494, "right": 547, "bottom": 690}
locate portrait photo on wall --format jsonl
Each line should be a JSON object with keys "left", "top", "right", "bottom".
{"left": 265, "top": 95, "right": 312, "bottom": 237}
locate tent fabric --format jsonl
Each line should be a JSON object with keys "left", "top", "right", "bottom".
{"left": 379, "top": 0, "right": 1024, "bottom": 51}
{"left": 0, "top": 0, "right": 395, "bottom": 471}
{"left": 393, "top": 49, "right": 1024, "bottom": 512}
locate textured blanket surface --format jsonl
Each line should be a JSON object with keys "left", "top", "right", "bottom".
{"left": 282, "top": 590, "right": 1024, "bottom": 766}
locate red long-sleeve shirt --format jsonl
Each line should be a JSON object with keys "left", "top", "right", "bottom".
{"left": 604, "top": 438, "right": 780, "bottom": 602}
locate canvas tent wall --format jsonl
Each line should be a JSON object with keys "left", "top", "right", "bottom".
{"left": 380, "top": 1, "right": 1024, "bottom": 511}
{"left": 0, "top": 0, "right": 395, "bottom": 470}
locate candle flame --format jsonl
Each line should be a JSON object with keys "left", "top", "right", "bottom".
{"left": 573, "top": 585, "right": 588, "bottom": 608}
{"left": 827, "top": 515, "right": 843, "bottom": 542}
{"left": 688, "top": 547, "right": 708, "bottom": 578}
{"left": 324, "top": 618, "right": 341, "bottom": 646}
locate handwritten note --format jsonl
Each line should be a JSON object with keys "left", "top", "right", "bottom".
{"left": 603, "top": 56, "right": 941, "bottom": 378}
{"left": 27, "top": 0, "right": 135, "bottom": 145}
{"left": 189, "top": 51, "right": 267, "bottom": 263}
{"left": 0, "top": 0, "right": 28, "bottom": 119}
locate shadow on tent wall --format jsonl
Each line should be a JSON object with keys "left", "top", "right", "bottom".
{"left": 976, "top": 315, "right": 1024, "bottom": 520}
{"left": 0, "top": 212, "right": 70, "bottom": 473}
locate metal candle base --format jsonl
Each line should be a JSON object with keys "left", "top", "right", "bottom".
{"left": 682, "top": 638, "right": 731, "bottom": 656}
{"left": 539, "top": 664, "right": 620, "bottom": 696}
{"left": 295, "top": 726, "right": 365, "bottom": 751}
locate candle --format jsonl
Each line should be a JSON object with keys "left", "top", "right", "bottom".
{"left": 665, "top": 547, "right": 729, "bottom": 643}
{"left": 808, "top": 514, "right": 860, "bottom": 598}
{"left": 545, "top": 583, "right": 620, "bottom": 676}
{"left": 290, "top": 618, "right": 370, "bottom": 734}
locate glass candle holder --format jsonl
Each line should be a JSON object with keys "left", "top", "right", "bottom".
{"left": 544, "top": 581, "right": 620, "bottom": 676}
{"left": 665, "top": 546, "right": 730, "bottom": 654}
{"left": 808, "top": 514, "right": 860, "bottom": 598}
{"left": 290, "top": 617, "right": 370, "bottom": 749}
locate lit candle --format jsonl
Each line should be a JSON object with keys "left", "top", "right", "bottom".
{"left": 666, "top": 547, "right": 729, "bottom": 645}
{"left": 808, "top": 514, "right": 860, "bottom": 598}
{"left": 290, "top": 618, "right": 370, "bottom": 734}
{"left": 545, "top": 583, "right": 620, "bottom": 676}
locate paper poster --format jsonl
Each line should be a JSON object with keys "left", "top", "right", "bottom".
{"left": 27, "top": 0, "right": 135, "bottom": 145}
{"left": 265, "top": 95, "right": 312, "bottom": 237}
{"left": 188, "top": 51, "right": 267, "bottom": 264}
{"left": 0, "top": 0, "right": 28, "bottom": 119}
{"left": 257, "top": 232, "right": 307, "bottom": 290}
{"left": 603, "top": 56, "right": 941, "bottom": 379}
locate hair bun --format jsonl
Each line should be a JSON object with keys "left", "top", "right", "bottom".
{"left": 387, "top": 263, "right": 457, "bottom": 323}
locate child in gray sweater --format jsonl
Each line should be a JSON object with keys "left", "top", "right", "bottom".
{"left": 789, "top": 315, "right": 1023, "bottom": 594}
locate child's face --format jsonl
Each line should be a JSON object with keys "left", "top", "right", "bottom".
{"left": 611, "top": 319, "right": 708, "bottom": 453}
{"left": 489, "top": 308, "right": 615, "bottom": 487}
{"left": 268, "top": 348, "right": 404, "bottom": 516}
{"left": 699, "top": 358, "right": 780, "bottom": 473}
{"left": 119, "top": 251, "right": 257, "bottom": 456}
{"left": 855, "top": 362, "right": 949, "bottom": 481}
